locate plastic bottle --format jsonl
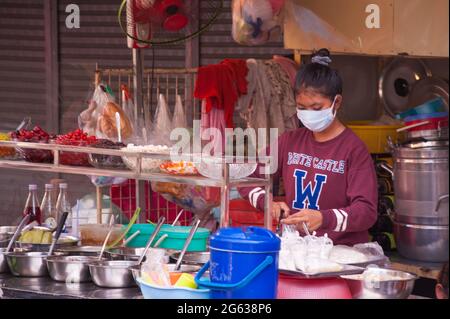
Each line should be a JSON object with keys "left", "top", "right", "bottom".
{"left": 56, "top": 183, "right": 72, "bottom": 232}
{"left": 40, "top": 184, "right": 57, "bottom": 229}
{"left": 23, "top": 184, "right": 42, "bottom": 225}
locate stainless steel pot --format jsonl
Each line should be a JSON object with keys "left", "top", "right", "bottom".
{"left": 342, "top": 268, "right": 418, "bottom": 299}
{"left": 380, "top": 144, "right": 449, "bottom": 225}
{"left": 394, "top": 222, "right": 449, "bottom": 262}
{"left": 88, "top": 260, "right": 138, "bottom": 288}
{"left": 46, "top": 255, "right": 101, "bottom": 283}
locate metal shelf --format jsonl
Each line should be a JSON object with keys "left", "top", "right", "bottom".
{"left": 0, "top": 140, "right": 273, "bottom": 228}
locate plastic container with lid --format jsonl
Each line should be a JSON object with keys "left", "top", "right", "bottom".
{"left": 124, "top": 223, "right": 210, "bottom": 252}
{"left": 195, "top": 227, "right": 280, "bottom": 299}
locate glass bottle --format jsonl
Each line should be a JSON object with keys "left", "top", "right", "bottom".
{"left": 55, "top": 183, "right": 72, "bottom": 232}
{"left": 40, "top": 184, "right": 57, "bottom": 228}
{"left": 23, "top": 184, "right": 41, "bottom": 224}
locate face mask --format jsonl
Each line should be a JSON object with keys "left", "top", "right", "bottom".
{"left": 297, "top": 97, "right": 337, "bottom": 132}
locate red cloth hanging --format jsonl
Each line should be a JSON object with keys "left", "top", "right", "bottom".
{"left": 194, "top": 59, "right": 248, "bottom": 128}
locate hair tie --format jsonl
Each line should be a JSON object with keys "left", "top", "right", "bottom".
{"left": 311, "top": 55, "right": 332, "bottom": 66}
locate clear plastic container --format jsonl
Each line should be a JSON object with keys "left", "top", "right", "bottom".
{"left": 79, "top": 224, "right": 123, "bottom": 246}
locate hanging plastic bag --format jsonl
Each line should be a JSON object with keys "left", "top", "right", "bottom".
{"left": 171, "top": 95, "right": 187, "bottom": 130}
{"left": 78, "top": 84, "right": 113, "bottom": 137}
{"left": 232, "top": 0, "right": 283, "bottom": 46}
{"left": 151, "top": 94, "right": 173, "bottom": 145}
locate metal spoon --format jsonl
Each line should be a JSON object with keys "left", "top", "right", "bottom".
{"left": 137, "top": 216, "right": 166, "bottom": 265}
{"left": 6, "top": 214, "right": 31, "bottom": 252}
{"left": 122, "top": 230, "right": 140, "bottom": 246}
{"left": 174, "top": 218, "right": 201, "bottom": 271}
{"left": 98, "top": 215, "right": 116, "bottom": 261}
{"left": 48, "top": 211, "right": 69, "bottom": 256}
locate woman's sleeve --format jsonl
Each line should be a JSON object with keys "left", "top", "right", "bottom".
{"left": 320, "top": 146, "right": 378, "bottom": 233}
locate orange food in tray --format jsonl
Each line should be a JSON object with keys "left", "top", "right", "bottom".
{"left": 160, "top": 161, "right": 198, "bottom": 176}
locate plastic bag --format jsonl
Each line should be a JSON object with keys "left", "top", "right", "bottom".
{"left": 151, "top": 94, "right": 173, "bottom": 145}
{"left": 78, "top": 84, "right": 113, "bottom": 137}
{"left": 232, "top": 0, "right": 283, "bottom": 46}
{"left": 141, "top": 248, "right": 171, "bottom": 287}
{"left": 171, "top": 95, "right": 187, "bottom": 130}
{"left": 151, "top": 182, "right": 221, "bottom": 216}
{"left": 89, "top": 175, "right": 128, "bottom": 188}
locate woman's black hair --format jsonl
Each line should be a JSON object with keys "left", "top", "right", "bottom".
{"left": 294, "top": 48, "right": 343, "bottom": 100}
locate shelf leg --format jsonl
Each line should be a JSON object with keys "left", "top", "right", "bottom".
{"left": 96, "top": 186, "right": 102, "bottom": 224}
{"left": 219, "top": 163, "right": 230, "bottom": 228}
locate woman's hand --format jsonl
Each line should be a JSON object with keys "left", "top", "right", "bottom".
{"left": 281, "top": 209, "right": 323, "bottom": 233}
{"left": 272, "top": 202, "right": 290, "bottom": 221}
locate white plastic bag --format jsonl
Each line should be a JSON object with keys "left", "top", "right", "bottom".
{"left": 232, "top": 0, "right": 282, "bottom": 46}
{"left": 151, "top": 94, "right": 173, "bottom": 145}
{"left": 141, "top": 248, "right": 171, "bottom": 287}
{"left": 171, "top": 95, "right": 187, "bottom": 129}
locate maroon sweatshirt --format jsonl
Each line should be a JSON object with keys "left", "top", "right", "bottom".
{"left": 239, "top": 128, "right": 378, "bottom": 245}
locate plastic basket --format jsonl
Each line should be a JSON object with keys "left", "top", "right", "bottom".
{"left": 347, "top": 122, "right": 403, "bottom": 154}
{"left": 137, "top": 277, "right": 210, "bottom": 299}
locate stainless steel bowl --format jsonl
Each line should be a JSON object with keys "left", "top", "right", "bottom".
{"left": 5, "top": 251, "right": 55, "bottom": 277}
{"left": 46, "top": 255, "right": 101, "bottom": 283}
{"left": 105, "top": 247, "right": 147, "bottom": 261}
{"left": 89, "top": 260, "right": 138, "bottom": 288}
{"left": 170, "top": 251, "right": 210, "bottom": 265}
{"left": 0, "top": 226, "right": 16, "bottom": 248}
{"left": 342, "top": 268, "right": 418, "bottom": 299}
{"left": 0, "top": 248, "right": 9, "bottom": 273}
{"left": 56, "top": 246, "right": 102, "bottom": 257}
{"left": 106, "top": 247, "right": 170, "bottom": 262}
{"left": 394, "top": 222, "right": 449, "bottom": 262}
{"left": 129, "top": 263, "right": 202, "bottom": 284}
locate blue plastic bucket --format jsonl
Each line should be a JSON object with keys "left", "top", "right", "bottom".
{"left": 195, "top": 227, "right": 280, "bottom": 299}
{"left": 137, "top": 277, "right": 210, "bottom": 299}
{"left": 395, "top": 98, "right": 446, "bottom": 120}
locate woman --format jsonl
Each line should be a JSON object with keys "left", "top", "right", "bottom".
{"left": 239, "top": 49, "right": 378, "bottom": 245}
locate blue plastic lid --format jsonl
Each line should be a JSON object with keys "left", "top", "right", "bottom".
{"left": 210, "top": 227, "right": 280, "bottom": 252}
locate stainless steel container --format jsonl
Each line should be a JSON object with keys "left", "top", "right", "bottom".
{"left": 0, "top": 248, "right": 9, "bottom": 273}
{"left": 46, "top": 255, "right": 100, "bottom": 283}
{"left": 394, "top": 222, "right": 449, "bottom": 262}
{"left": 5, "top": 252, "right": 51, "bottom": 277}
{"left": 88, "top": 260, "right": 138, "bottom": 288}
{"left": 342, "top": 268, "right": 418, "bottom": 299}
{"left": 392, "top": 145, "right": 448, "bottom": 225}
{"left": 381, "top": 141, "right": 449, "bottom": 262}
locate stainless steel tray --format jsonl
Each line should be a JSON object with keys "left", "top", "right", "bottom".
{"left": 346, "top": 256, "right": 390, "bottom": 268}
{"left": 279, "top": 264, "right": 365, "bottom": 279}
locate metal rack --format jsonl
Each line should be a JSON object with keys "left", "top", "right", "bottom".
{"left": 0, "top": 140, "right": 272, "bottom": 229}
